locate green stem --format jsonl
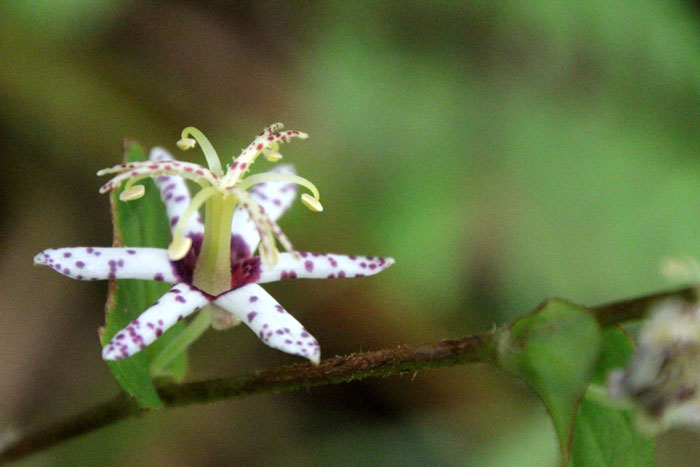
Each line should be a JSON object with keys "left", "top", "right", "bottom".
{"left": 1, "top": 332, "right": 497, "bottom": 463}
{"left": 584, "top": 384, "right": 635, "bottom": 410}
{"left": 149, "top": 308, "right": 212, "bottom": 377}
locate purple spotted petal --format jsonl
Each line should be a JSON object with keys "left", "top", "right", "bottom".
{"left": 33, "top": 247, "right": 178, "bottom": 283}
{"left": 150, "top": 147, "right": 204, "bottom": 238}
{"left": 257, "top": 252, "right": 395, "bottom": 283}
{"left": 230, "top": 164, "right": 298, "bottom": 255}
{"left": 102, "top": 284, "right": 210, "bottom": 360}
{"left": 213, "top": 283, "right": 320, "bottom": 364}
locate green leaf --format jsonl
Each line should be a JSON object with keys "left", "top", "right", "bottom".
{"left": 497, "top": 299, "right": 602, "bottom": 464}
{"left": 99, "top": 140, "right": 189, "bottom": 409}
{"left": 570, "top": 328, "right": 654, "bottom": 466}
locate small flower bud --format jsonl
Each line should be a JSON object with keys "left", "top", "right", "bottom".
{"left": 608, "top": 299, "right": 700, "bottom": 434}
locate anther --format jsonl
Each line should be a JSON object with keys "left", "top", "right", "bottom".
{"left": 119, "top": 185, "right": 145, "bottom": 201}
{"left": 263, "top": 149, "right": 283, "bottom": 162}
{"left": 177, "top": 137, "right": 197, "bottom": 150}
{"left": 168, "top": 236, "right": 193, "bottom": 261}
{"left": 301, "top": 193, "right": 323, "bottom": 212}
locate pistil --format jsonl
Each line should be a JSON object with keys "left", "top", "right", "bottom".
{"left": 192, "top": 193, "right": 237, "bottom": 295}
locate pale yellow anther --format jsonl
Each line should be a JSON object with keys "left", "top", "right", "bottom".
{"left": 168, "top": 236, "right": 193, "bottom": 261}
{"left": 177, "top": 137, "right": 197, "bottom": 151}
{"left": 263, "top": 149, "right": 283, "bottom": 162}
{"left": 301, "top": 193, "right": 323, "bottom": 212}
{"left": 119, "top": 185, "right": 145, "bottom": 201}
{"left": 260, "top": 242, "right": 280, "bottom": 268}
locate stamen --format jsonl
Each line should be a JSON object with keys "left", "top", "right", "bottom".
{"left": 120, "top": 174, "right": 155, "bottom": 200}
{"left": 263, "top": 148, "right": 283, "bottom": 162}
{"left": 179, "top": 127, "right": 224, "bottom": 176}
{"left": 168, "top": 236, "right": 193, "bottom": 261}
{"left": 237, "top": 172, "right": 322, "bottom": 211}
{"left": 301, "top": 193, "right": 323, "bottom": 212}
{"left": 261, "top": 235, "right": 280, "bottom": 266}
{"left": 119, "top": 184, "right": 145, "bottom": 201}
{"left": 233, "top": 188, "right": 299, "bottom": 266}
{"left": 177, "top": 137, "right": 196, "bottom": 150}
{"left": 168, "top": 186, "right": 218, "bottom": 260}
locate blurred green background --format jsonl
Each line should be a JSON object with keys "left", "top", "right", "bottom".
{"left": 2, "top": 0, "right": 700, "bottom": 465}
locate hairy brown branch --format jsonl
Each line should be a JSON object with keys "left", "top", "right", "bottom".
{"left": 1, "top": 286, "right": 696, "bottom": 464}
{"left": 0, "top": 333, "right": 495, "bottom": 464}
{"left": 590, "top": 286, "right": 698, "bottom": 326}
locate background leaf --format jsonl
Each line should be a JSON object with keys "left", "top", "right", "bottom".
{"left": 497, "top": 299, "right": 602, "bottom": 464}
{"left": 571, "top": 328, "right": 654, "bottom": 466}
{"left": 99, "top": 140, "right": 189, "bottom": 409}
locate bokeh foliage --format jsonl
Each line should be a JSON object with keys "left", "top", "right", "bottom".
{"left": 3, "top": 0, "right": 700, "bottom": 465}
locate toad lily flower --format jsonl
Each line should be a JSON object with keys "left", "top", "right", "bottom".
{"left": 34, "top": 124, "right": 394, "bottom": 367}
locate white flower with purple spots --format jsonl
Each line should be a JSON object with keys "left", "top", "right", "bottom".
{"left": 34, "top": 124, "right": 394, "bottom": 369}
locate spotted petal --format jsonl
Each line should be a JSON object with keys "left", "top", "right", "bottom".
{"left": 213, "top": 283, "right": 320, "bottom": 364}
{"left": 150, "top": 147, "right": 204, "bottom": 239}
{"left": 102, "top": 284, "right": 210, "bottom": 360}
{"left": 34, "top": 247, "right": 179, "bottom": 283}
{"left": 257, "top": 252, "right": 395, "bottom": 283}
{"left": 230, "top": 164, "right": 298, "bottom": 258}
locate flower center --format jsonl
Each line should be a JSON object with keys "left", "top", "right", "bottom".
{"left": 171, "top": 234, "right": 261, "bottom": 291}
{"left": 99, "top": 123, "right": 324, "bottom": 296}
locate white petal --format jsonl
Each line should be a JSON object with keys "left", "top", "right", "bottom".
{"left": 150, "top": 147, "right": 204, "bottom": 239}
{"left": 214, "top": 283, "right": 320, "bottom": 364}
{"left": 257, "top": 252, "right": 395, "bottom": 283}
{"left": 230, "top": 165, "right": 298, "bottom": 257}
{"left": 102, "top": 284, "right": 210, "bottom": 360}
{"left": 34, "top": 247, "right": 179, "bottom": 283}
